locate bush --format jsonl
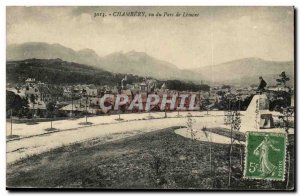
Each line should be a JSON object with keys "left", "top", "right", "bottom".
{"left": 26, "top": 113, "right": 32, "bottom": 119}
{"left": 36, "top": 109, "right": 44, "bottom": 118}
{"left": 96, "top": 110, "right": 103, "bottom": 115}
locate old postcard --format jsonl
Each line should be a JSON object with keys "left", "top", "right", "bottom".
{"left": 6, "top": 6, "right": 295, "bottom": 190}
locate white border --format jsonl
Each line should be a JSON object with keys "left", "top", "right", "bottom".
{"left": 0, "top": 0, "right": 297, "bottom": 6}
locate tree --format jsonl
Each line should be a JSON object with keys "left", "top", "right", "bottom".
{"left": 71, "top": 86, "right": 74, "bottom": 117}
{"left": 119, "top": 103, "right": 126, "bottom": 120}
{"left": 223, "top": 93, "right": 242, "bottom": 187}
{"left": 202, "top": 126, "right": 212, "bottom": 181}
{"left": 79, "top": 93, "right": 92, "bottom": 125}
{"left": 278, "top": 93, "right": 295, "bottom": 189}
{"left": 275, "top": 72, "right": 293, "bottom": 189}
{"left": 6, "top": 91, "right": 16, "bottom": 112}
{"left": 278, "top": 106, "right": 294, "bottom": 189}
{"left": 227, "top": 110, "right": 241, "bottom": 187}
{"left": 204, "top": 97, "right": 210, "bottom": 115}
{"left": 221, "top": 85, "right": 231, "bottom": 89}
{"left": 36, "top": 108, "right": 44, "bottom": 118}
{"left": 276, "top": 71, "right": 290, "bottom": 87}
{"left": 186, "top": 113, "right": 196, "bottom": 139}
{"left": 85, "top": 96, "right": 88, "bottom": 123}
{"left": 6, "top": 91, "right": 29, "bottom": 136}
{"left": 164, "top": 108, "right": 167, "bottom": 118}
{"left": 6, "top": 91, "right": 28, "bottom": 115}
{"left": 29, "top": 94, "right": 37, "bottom": 120}
{"left": 46, "top": 101, "right": 56, "bottom": 129}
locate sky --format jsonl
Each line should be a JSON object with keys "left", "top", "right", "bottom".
{"left": 6, "top": 6, "right": 294, "bottom": 69}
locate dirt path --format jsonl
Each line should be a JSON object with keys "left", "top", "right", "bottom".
{"left": 174, "top": 128, "right": 245, "bottom": 144}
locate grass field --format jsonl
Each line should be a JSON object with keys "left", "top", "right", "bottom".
{"left": 6, "top": 127, "right": 294, "bottom": 190}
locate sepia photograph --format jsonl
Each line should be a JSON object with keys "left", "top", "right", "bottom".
{"left": 5, "top": 6, "right": 295, "bottom": 190}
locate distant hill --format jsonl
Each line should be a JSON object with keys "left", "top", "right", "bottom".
{"left": 6, "top": 58, "right": 210, "bottom": 92}
{"left": 7, "top": 42, "right": 101, "bottom": 67}
{"left": 192, "top": 58, "right": 294, "bottom": 86}
{"left": 7, "top": 42, "right": 294, "bottom": 87}
{"left": 6, "top": 58, "right": 136, "bottom": 86}
{"left": 7, "top": 42, "right": 204, "bottom": 83}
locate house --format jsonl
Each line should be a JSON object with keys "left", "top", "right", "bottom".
{"left": 38, "top": 86, "right": 51, "bottom": 102}
{"left": 139, "top": 82, "right": 148, "bottom": 92}
{"left": 84, "top": 84, "right": 98, "bottom": 97}
{"left": 63, "top": 86, "right": 72, "bottom": 98}
{"left": 33, "top": 85, "right": 63, "bottom": 102}
{"left": 25, "top": 86, "right": 40, "bottom": 98}
{"left": 161, "top": 83, "right": 167, "bottom": 91}
{"left": 25, "top": 78, "right": 36, "bottom": 85}
{"left": 268, "top": 86, "right": 290, "bottom": 92}
{"left": 47, "top": 85, "right": 63, "bottom": 102}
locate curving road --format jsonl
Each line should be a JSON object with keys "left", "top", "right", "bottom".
{"left": 7, "top": 111, "right": 224, "bottom": 164}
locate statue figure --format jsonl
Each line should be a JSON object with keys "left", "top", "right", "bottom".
{"left": 257, "top": 76, "right": 267, "bottom": 93}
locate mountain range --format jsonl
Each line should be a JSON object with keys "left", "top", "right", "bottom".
{"left": 7, "top": 42, "right": 294, "bottom": 86}
{"left": 194, "top": 58, "right": 294, "bottom": 86}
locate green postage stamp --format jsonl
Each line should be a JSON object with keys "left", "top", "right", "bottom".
{"left": 244, "top": 132, "right": 287, "bottom": 181}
